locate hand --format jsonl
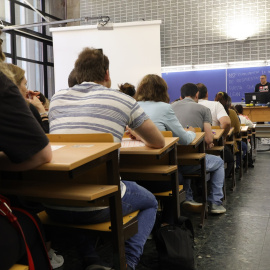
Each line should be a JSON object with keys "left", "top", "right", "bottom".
{"left": 27, "top": 90, "right": 40, "bottom": 99}
{"left": 125, "top": 126, "right": 142, "bottom": 141}
{"left": 206, "top": 143, "right": 215, "bottom": 149}
{"left": 184, "top": 126, "right": 195, "bottom": 132}
{"left": 28, "top": 96, "right": 45, "bottom": 113}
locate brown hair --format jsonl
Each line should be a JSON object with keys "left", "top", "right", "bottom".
{"left": 135, "top": 74, "right": 170, "bottom": 103}
{"left": 5, "top": 63, "right": 25, "bottom": 86}
{"left": 196, "top": 83, "right": 208, "bottom": 99}
{"left": 68, "top": 68, "right": 78, "bottom": 87}
{"left": 215, "top": 91, "right": 230, "bottom": 115}
{"left": 119, "top": 83, "right": 136, "bottom": 97}
{"left": 74, "top": 48, "right": 109, "bottom": 84}
{"left": 235, "top": 104, "right": 243, "bottom": 114}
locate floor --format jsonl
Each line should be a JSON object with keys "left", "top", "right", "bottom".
{"left": 51, "top": 146, "right": 270, "bottom": 270}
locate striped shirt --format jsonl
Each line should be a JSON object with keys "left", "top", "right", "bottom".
{"left": 49, "top": 82, "right": 148, "bottom": 142}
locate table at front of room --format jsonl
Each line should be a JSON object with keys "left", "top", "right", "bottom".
{"left": 0, "top": 141, "right": 129, "bottom": 270}
{"left": 119, "top": 137, "right": 180, "bottom": 222}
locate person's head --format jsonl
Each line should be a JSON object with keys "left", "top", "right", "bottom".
{"left": 5, "top": 63, "right": 27, "bottom": 98}
{"left": 135, "top": 74, "right": 170, "bottom": 103}
{"left": 0, "top": 33, "right": 5, "bottom": 62}
{"left": 235, "top": 104, "right": 243, "bottom": 114}
{"left": 196, "top": 83, "right": 208, "bottom": 99}
{"left": 74, "top": 48, "right": 110, "bottom": 87}
{"left": 68, "top": 68, "right": 78, "bottom": 88}
{"left": 260, "top": 75, "right": 267, "bottom": 85}
{"left": 180, "top": 83, "right": 199, "bottom": 101}
{"left": 119, "top": 83, "right": 136, "bottom": 97}
{"left": 214, "top": 91, "right": 230, "bottom": 114}
{"left": 34, "top": 91, "right": 50, "bottom": 111}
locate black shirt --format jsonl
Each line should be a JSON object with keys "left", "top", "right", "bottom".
{"left": 255, "top": 82, "right": 270, "bottom": 92}
{"left": 0, "top": 71, "right": 49, "bottom": 163}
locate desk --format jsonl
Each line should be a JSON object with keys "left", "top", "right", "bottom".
{"left": 242, "top": 106, "right": 270, "bottom": 122}
{"left": 0, "top": 142, "right": 128, "bottom": 270}
{"left": 120, "top": 137, "right": 180, "bottom": 222}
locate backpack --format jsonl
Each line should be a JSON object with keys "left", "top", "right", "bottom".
{"left": 155, "top": 216, "right": 195, "bottom": 270}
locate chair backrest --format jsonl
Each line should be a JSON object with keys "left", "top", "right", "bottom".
{"left": 240, "top": 124, "right": 246, "bottom": 126}
{"left": 161, "top": 130, "right": 173, "bottom": 137}
{"left": 212, "top": 126, "right": 221, "bottom": 129}
{"left": 47, "top": 133, "right": 114, "bottom": 143}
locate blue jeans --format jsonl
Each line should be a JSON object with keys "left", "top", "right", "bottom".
{"left": 179, "top": 154, "right": 224, "bottom": 205}
{"left": 45, "top": 181, "right": 158, "bottom": 270}
{"left": 236, "top": 141, "right": 247, "bottom": 168}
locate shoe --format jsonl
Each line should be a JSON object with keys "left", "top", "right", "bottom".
{"left": 182, "top": 200, "right": 203, "bottom": 213}
{"left": 48, "top": 248, "right": 64, "bottom": 269}
{"left": 210, "top": 204, "right": 226, "bottom": 214}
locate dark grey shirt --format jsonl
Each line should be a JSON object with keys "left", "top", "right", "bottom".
{"left": 171, "top": 97, "right": 212, "bottom": 131}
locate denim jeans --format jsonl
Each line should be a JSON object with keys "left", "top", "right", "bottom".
{"left": 45, "top": 181, "right": 158, "bottom": 270}
{"left": 179, "top": 154, "right": 224, "bottom": 205}
{"left": 236, "top": 141, "right": 247, "bottom": 168}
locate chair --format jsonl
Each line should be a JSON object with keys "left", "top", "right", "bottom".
{"left": 9, "top": 265, "right": 29, "bottom": 270}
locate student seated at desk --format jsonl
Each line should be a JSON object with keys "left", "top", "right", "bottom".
{"left": 0, "top": 59, "right": 52, "bottom": 269}
{"left": 5, "top": 63, "right": 49, "bottom": 133}
{"left": 215, "top": 93, "right": 248, "bottom": 170}
{"left": 172, "top": 83, "right": 226, "bottom": 214}
{"left": 47, "top": 48, "right": 165, "bottom": 270}
{"left": 134, "top": 74, "right": 196, "bottom": 222}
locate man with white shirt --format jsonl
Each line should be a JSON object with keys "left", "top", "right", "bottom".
{"left": 197, "top": 83, "right": 234, "bottom": 178}
{"left": 197, "top": 83, "right": 231, "bottom": 138}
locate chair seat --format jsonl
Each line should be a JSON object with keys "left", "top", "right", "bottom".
{"left": 9, "top": 265, "right": 29, "bottom": 270}
{"left": 153, "top": 185, "right": 184, "bottom": 197}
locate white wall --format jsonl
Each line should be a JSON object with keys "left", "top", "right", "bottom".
{"left": 50, "top": 20, "right": 161, "bottom": 91}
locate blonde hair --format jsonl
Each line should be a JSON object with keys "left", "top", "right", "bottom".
{"left": 4, "top": 63, "right": 25, "bottom": 87}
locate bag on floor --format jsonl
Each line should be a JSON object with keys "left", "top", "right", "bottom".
{"left": 155, "top": 216, "right": 195, "bottom": 270}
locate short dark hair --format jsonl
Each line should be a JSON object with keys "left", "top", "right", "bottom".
{"left": 235, "top": 104, "right": 243, "bottom": 114}
{"left": 196, "top": 83, "right": 208, "bottom": 99}
{"left": 75, "top": 47, "right": 109, "bottom": 84}
{"left": 215, "top": 91, "right": 230, "bottom": 114}
{"left": 68, "top": 68, "right": 78, "bottom": 87}
{"left": 181, "top": 83, "right": 198, "bottom": 99}
{"left": 119, "top": 83, "right": 136, "bottom": 97}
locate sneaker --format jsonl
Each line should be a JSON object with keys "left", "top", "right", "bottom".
{"left": 182, "top": 200, "right": 203, "bottom": 213}
{"left": 48, "top": 248, "right": 64, "bottom": 269}
{"left": 210, "top": 204, "right": 226, "bottom": 214}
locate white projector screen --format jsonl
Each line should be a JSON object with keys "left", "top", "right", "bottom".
{"left": 50, "top": 20, "right": 161, "bottom": 92}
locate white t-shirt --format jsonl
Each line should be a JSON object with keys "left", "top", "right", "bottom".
{"left": 238, "top": 115, "right": 253, "bottom": 128}
{"left": 198, "top": 99, "right": 228, "bottom": 126}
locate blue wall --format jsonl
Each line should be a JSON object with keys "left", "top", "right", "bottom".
{"left": 162, "top": 66, "right": 270, "bottom": 103}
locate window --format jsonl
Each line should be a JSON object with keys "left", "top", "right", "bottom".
{"left": 0, "top": 0, "right": 66, "bottom": 98}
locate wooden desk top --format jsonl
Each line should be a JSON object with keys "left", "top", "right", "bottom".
{"left": 120, "top": 137, "right": 179, "bottom": 155}
{"left": 189, "top": 132, "right": 205, "bottom": 147}
{"left": 240, "top": 126, "right": 249, "bottom": 132}
{"left": 36, "top": 142, "right": 120, "bottom": 171}
{"left": 212, "top": 129, "right": 224, "bottom": 140}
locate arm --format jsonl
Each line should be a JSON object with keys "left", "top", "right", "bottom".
{"left": 164, "top": 106, "right": 196, "bottom": 145}
{"left": 133, "top": 119, "right": 165, "bottom": 148}
{"left": 0, "top": 144, "right": 52, "bottom": 171}
{"left": 219, "top": 116, "right": 231, "bottom": 138}
{"left": 204, "top": 122, "right": 214, "bottom": 145}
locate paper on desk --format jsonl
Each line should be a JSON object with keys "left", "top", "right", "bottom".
{"left": 51, "top": 145, "right": 65, "bottom": 151}
{"left": 121, "top": 138, "right": 145, "bottom": 148}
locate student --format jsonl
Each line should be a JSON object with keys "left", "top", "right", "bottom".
{"left": 0, "top": 67, "right": 52, "bottom": 269}
{"left": 47, "top": 48, "right": 165, "bottom": 270}
{"left": 134, "top": 74, "right": 196, "bottom": 223}
{"left": 235, "top": 104, "right": 253, "bottom": 128}
{"left": 5, "top": 63, "right": 49, "bottom": 133}
{"left": 119, "top": 82, "right": 136, "bottom": 97}
{"left": 172, "top": 83, "right": 226, "bottom": 214}
{"left": 197, "top": 83, "right": 234, "bottom": 178}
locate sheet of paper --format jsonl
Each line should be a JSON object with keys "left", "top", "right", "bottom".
{"left": 121, "top": 138, "right": 145, "bottom": 148}
{"left": 51, "top": 145, "right": 65, "bottom": 151}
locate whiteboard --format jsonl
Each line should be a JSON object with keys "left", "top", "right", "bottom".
{"left": 50, "top": 21, "right": 161, "bottom": 92}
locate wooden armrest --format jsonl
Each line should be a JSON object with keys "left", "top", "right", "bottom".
{"left": 9, "top": 265, "right": 29, "bottom": 270}
{"left": 225, "top": 141, "right": 234, "bottom": 145}
{"left": 235, "top": 138, "right": 242, "bottom": 141}
{"left": 207, "top": 146, "right": 224, "bottom": 151}
{"left": 153, "top": 185, "right": 184, "bottom": 197}
{"left": 177, "top": 153, "right": 206, "bottom": 160}
{"left": 0, "top": 181, "right": 118, "bottom": 202}
{"left": 38, "top": 210, "right": 139, "bottom": 232}
{"left": 120, "top": 165, "right": 177, "bottom": 174}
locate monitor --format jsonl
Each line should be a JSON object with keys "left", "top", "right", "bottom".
{"left": 245, "top": 92, "right": 270, "bottom": 105}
